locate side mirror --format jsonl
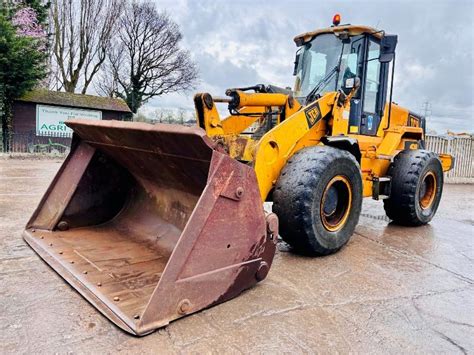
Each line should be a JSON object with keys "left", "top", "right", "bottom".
{"left": 344, "top": 77, "right": 360, "bottom": 90}
{"left": 379, "top": 34, "right": 398, "bottom": 63}
{"left": 293, "top": 52, "right": 300, "bottom": 76}
{"left": 342, "top": 76, "right": 360, "bottom": 96}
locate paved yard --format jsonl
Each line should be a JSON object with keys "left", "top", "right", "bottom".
{"left": 0, "top": 158, "right": 473, "bottom": 353}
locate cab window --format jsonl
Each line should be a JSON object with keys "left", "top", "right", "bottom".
{"left": 337, "top": 36, "right": 364, "bottom": 96}
{"left": 363, "top": 40, "right": 381, "bottom": 114}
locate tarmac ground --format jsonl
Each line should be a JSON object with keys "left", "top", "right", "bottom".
{"left": 1, "top": 158, "right": 473, "bottom": 353}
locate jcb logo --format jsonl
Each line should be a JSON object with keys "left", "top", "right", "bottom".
{"left": 305, "top": 103, "right": 322, "bottom": 128}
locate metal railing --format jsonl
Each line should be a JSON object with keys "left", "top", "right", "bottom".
{"left": 1, "top": 131, "right": 71, "bottom": 154}
{"left": 425, "top": 135, "right": 473, "bottom": 183}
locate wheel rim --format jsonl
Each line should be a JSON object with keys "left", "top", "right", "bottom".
{"left": 419, "top": 171, "right": 437, "bottom": 209}
{"left": 320, "top": 175, "right": 352, "bottom": 232}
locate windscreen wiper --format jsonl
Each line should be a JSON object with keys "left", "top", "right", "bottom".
{"left": 305, "top": 65, "right": 339, "bottom": 105}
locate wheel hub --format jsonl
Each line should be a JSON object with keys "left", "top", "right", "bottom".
{"left": 419, "top": 171, "right": 437, "bottom": 209}
{"left": 320, "top": 175, "right": 352, "bottom": 232}
{"left": 323, "top": 186, "right": 338, "bottom": 215}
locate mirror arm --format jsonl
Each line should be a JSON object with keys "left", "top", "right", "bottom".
{"left": 384, "top": 53, "right": 396, "bottom": 130}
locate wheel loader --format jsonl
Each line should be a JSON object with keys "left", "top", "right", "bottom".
{"left": 23, "top": 16, "right": 453, "bottom": 335}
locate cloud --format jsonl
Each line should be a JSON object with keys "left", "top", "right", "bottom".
{"left": 149, "top": 0, "right": 473, "bottom": 132}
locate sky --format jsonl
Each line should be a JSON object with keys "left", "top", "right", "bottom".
{"left": 146, "top": 0, "right": 473, "bottom": 133}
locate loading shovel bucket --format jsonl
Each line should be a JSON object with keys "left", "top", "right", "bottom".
{"left": 23, "top": 119, "right": 277, "bottom": 336}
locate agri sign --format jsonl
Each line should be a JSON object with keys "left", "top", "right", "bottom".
{"left": 36, "top": 105, "right": 102, "bottom": 137}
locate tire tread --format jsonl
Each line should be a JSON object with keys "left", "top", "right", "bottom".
{"left": 273, "top": 146, "right": 362, "bottom": 255}
{"left": 383, "top": 149, "right": 443, "bottom": 226}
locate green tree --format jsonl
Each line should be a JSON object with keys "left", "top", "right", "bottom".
{"left": 0, "top": 14, "right": 47, "bottom": 151}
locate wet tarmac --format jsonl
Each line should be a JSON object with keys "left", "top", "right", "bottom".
{"left": 0, "top": 158, "right": 473, "bottom": 353}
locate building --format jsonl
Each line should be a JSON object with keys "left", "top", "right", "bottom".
{"left": 9, "top": 89, "right": 131, "bottom": 152}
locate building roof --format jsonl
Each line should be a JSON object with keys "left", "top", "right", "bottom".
{"left": 17, "top": 89, "right": 131, "bottom": 113}
{"left": 294, "top": 25, "right": 383, "bottom": 46}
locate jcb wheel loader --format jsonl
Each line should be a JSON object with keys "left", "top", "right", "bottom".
{"left": 23, "top": 17, "right": 453, "bottom": 335}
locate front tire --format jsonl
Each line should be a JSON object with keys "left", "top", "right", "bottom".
{"left": 384, "top": 149, "right": 443, "bottom": 226}
{"left": 272, "top": 146, "right": 362, "bottom": 256}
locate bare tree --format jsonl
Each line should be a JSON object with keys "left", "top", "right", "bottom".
{"left": 99, "top": 1, "right": 198, "bottom": 113}
{"left": 94, "top": 58, "right": 119, "bottom": 97}
{"left": 177, "top": 108, "right": 185, "bottom": 124}
{"left": 150, "top": 108, "right": 167, "bottom": 123}
{"left": 50, "top": 0, "right": 124, "bottom": 93}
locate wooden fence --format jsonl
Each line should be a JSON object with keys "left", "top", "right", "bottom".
{"left": 425, "top": 135, "right": 473, "bottom": 183}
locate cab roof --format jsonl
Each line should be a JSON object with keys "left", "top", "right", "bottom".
{"left": 294, "top": 25, "right": 383, "bottom": 46}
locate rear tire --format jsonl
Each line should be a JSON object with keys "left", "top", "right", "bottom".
{"left": 272, "top": 146, "right": 362, "bottom": 256}
{"left": 384, "top": 149, "right": 443, "bottom": 226}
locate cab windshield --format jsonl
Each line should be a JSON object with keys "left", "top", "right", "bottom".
{"left": 294, "top": 33, "right": 363, "bottom": 100}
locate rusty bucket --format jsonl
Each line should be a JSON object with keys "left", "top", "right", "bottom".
{"left": 23, "top": 119, "right": 277, "bottom": 336}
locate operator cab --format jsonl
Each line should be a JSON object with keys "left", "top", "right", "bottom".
{"left": 293, "top": 19, "right": 397, "bottom": 136}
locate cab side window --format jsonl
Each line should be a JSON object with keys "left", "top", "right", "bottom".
{"left": 338, "top": 36, "right": 364, "bottom": 96}
{"left": 363, "top": 40, "right": 381, "bottom": 114}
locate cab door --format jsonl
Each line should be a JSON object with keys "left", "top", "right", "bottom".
{"left": 359, "top": 38, "right": 383, "bottom": 135}
{"left": 347, "top": 35, "right": 393, "bottom": 136}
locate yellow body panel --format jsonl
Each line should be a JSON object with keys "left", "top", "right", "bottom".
{"left": 439, "top": 154, "right": 454, "bottom": 172}
{"left": 221, "top": 106, "right": 266, "bottom": 135}
{"left": 253, "top": 93, "right": 336, "bottom": 199}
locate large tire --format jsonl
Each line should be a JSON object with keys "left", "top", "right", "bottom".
{"left": 272, "top": 146, "right": 362, "bottom": 255}
{"left": 384, "top": 149, "right": 443, "bottom": 226}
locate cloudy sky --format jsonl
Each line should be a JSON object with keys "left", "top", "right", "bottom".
{"left": 147, "top": 0, "right": 473, "bottom": 133}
